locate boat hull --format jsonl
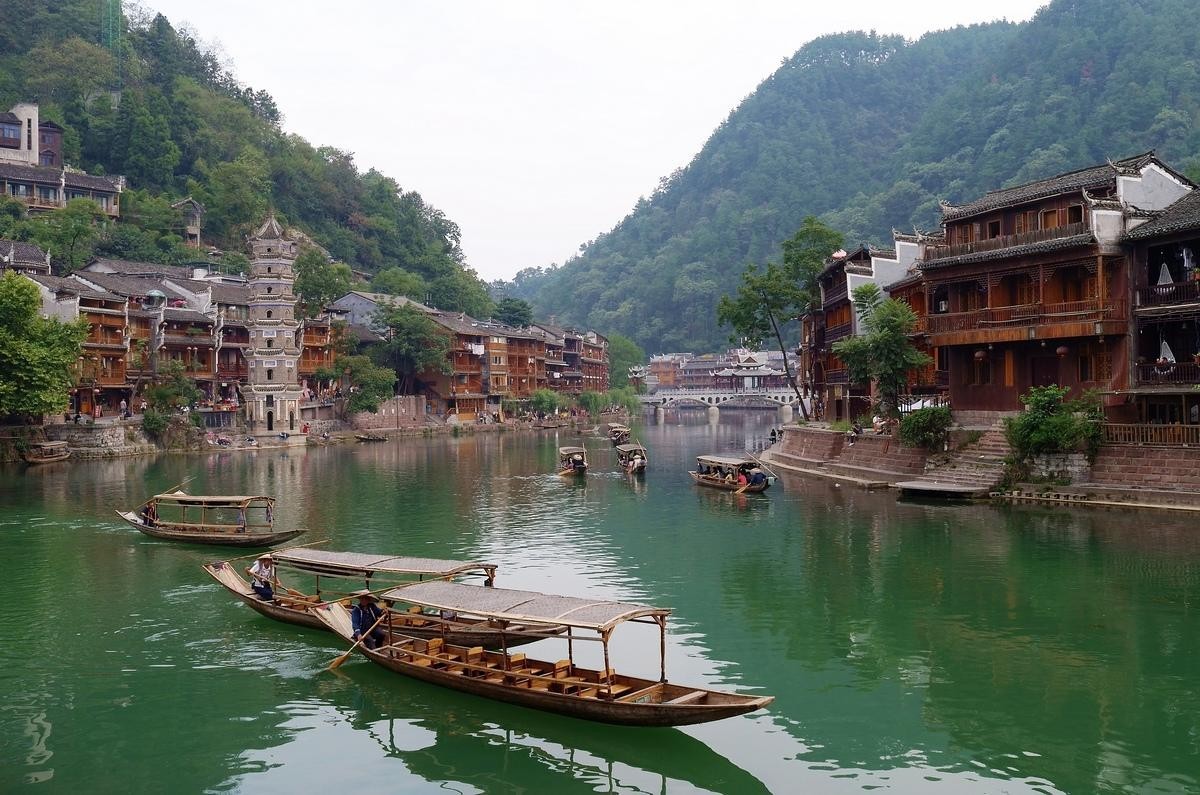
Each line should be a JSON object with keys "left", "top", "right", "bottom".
{"left": 116, "top": 511, "right": 304, "bottom": 547}
{"left": 688, "top": 473, "right": 769, "bottom": 493}
{"left": 22, "top": 452, "right": 71, "bottom": 464}
{"left": 202, "top": 563, "right": 551, "bottom": 648}
{"left": 314, "top": 605, "right": 773, "bottom": 727}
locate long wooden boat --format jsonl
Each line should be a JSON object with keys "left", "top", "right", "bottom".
{"left": 557, "top": 446, "right": 588, "bottom": 477}
{"left": 614, "top": 443, "right": 648, "bottom": 473}
{"left": 201, "top": 548, "right": 553, "bottom": 648}
{"left": 607, "top": 424, "right": 632, "bottom": 445}
{"left": 689, "top": 455, "right": 770, "bottom": 493}
{"left": 315, "top": 580, "right": 773, "bottom": 726}
{"left": 356, "top": 433, "right": 387, "bottom": 442}
{"left": 22, "top": 440, "right": 70, "bottom": 464}
{"left": 115, "top": 492, "right": 304, "bottom": 547}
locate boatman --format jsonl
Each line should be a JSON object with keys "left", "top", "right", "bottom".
{"left": 246, "top": 554, "right": 276, "bottom": 601}
{"left": 351, "top": 590, "right": 386, "bottom": 650}
{"left": 572, "top": 453, "right": 586, "bottom": 473}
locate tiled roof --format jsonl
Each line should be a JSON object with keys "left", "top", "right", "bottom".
{"left": 941, "top": 153, "right": 1160, "bottom": 222}
{"left": 0, "top": 238, "right": 47, "bottom": 264}
{"left": 0, "top": 112, "right": 19, "bottom": 124}
{"left": 62, "top": 170, "right": 123, "bottom": 191}
{"left": 0, "top": 162, "right": 61, "bottom": 185}
{"left": 27, "top": 273, "right": 123, "bottom": 301}
{"left": 426, "top": 309, "right": 484, "bottom": 336}
{"left": 347, "top": 323, "right": 383, "bottom": 343}
{"left": 163, "top": 307, "right": 213, "bottom": 324}
{"left": 1123, "top": 190, "right": 1200, "bottom": 242}
{"left": 87, "top": 258, "right": 191, "bottom": 278}
{"left": 917, "top": 233, "right": 1095, "bottom": 271}
{"left": 884, "top": 270, "right": 923, "bottom": 292}
{"left": 341, "top": 290, "right": 432, "bottom": 312}
{"left": 72, "top": 271, "right": 174, "bottom": 299}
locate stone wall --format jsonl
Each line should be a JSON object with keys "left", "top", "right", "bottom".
{"left": 45, "top": 420, "right": 158, "bottom": 459}
{"left": 351, "top": 396, "right": 430, "bottom": 430}
{"left": 1028, "top": 453, "right": 1090, "bottom": 483}
{"left": 773, "top": 425, "right": 844, "bottom": 465}
{"left": 1089, "top": 445, "right": 1200, "bottom": 491}
{"left": 829, "top": 433, "right": 928, "bottom": 477}
{"left": 952, "top": 410, "right": 1018, "bottom": 427}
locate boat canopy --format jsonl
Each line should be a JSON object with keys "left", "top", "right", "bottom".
{"left": 558, "top": 446, "right": 587, "bottom": 456}
{"left": 695, "top": 455, "right": 755, "bottom": 468}
{"left": 380, "top": 580, "right": 670, "bottom": 632}
{"left": 272, "top": 548, "right": 495, "bottom": 578}
{"left": 614, "top": 444, "right": 647, "bottom": 454}
{"left": 152, "top": 493, "right": 273, "bottom": 507}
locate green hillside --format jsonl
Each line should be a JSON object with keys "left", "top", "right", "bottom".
{"left": 510, "top": 0, "right": 1200, "bottom": 353}
{"left": 0, "top": 0, "right": 491, "bottom": 316}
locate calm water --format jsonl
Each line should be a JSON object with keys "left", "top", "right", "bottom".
{"left": 3, "top": 412, "right": 1200, "bottom": 794}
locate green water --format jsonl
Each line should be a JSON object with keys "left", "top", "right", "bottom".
{"left": 3, "top": 413, "right": 1200, "bottom": 794}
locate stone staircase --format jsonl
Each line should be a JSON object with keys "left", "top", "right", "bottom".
{"left": 895, "top": 421, "right": 1012, "bottom": 497}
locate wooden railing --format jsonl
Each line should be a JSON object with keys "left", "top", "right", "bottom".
{"left": 824, "top": 321, "right": 853, "bottom": 343}
{"left": 928, "top": 298, "right": 1123, "bottom": 334}
{"left": 925, "top": 222, "right": 1088, "bottom": 261}
{"left": 825, "top": 368, "right": 849, "bottom": 384}
{"left": 1137, "top": 279, "right": 1200, "bottom": 307}
{"left": 1104, "top": 423, "right": 1200, "bottom": 446}
{"left": 1135, "top": 361, "right": 1200, "bottom": 385}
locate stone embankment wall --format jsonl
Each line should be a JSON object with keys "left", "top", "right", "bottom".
{"left": 830, "top": 433, "right": 928, "bottom": 477}
{"left": 46, "top": 421, "right": 158, "bottom": 459}
{"left": 351, "top": 396, "right": 430, "bottom": 430}
{"left": 768, "top": 425, "right": 928, "bottom": 482}
{"left": 1028, "top": 453, "right": 1090, "bottom": 483}
{"left": 1089, "top": 445, "right": 1200, "bottom": 491}
{"left": 773, "top": 425, "right": 844, "bottom": 466}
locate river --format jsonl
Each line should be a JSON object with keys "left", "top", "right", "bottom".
{"left": 2, "top": 412, "right": 1198, "bottom": 793}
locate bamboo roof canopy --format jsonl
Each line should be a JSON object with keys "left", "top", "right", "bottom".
{"left": 380, "top": 580, "right": 670, "bottom": 632}
{"left": 695, "top": 455, "right": 755, "bottom": 467}
{"left": 614, "top": 443, "right": 647, "bottom": 454}
{"left": 152, "top": 492, "right": 274, "bottom": 507}
{"left": 558, "top": 446, "right": 587, "bottom": 455}
{"left": 272, "top": 548, "right": 495, "bottom": 578}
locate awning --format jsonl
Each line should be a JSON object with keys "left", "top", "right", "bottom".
{"left": 695, "top": 455, "right": 754, "bottom": 467}
{"left": 272, "top": 548, "right": 495, "bottom": 578}
{"left": 379, "top": 580, "right": 669, "bottom": 632}
{"left": 558, "top": 446, "right": 587, "bottom": 455}
{"left": 153, "top": 493, "right": 272, "bottom": 506}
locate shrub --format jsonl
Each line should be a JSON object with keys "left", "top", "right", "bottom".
{"left": 899, "top": 405, "right": 953, "bottom": 451}
{"left": 189, "top": 411, "right": 205, "bottom": 430}
{"left": 142, "top": 409, "right": 168, "bottom": 438}
{"left": 829, "top": 420, "right": 852, "bottom": 433}
{"left": 1005, "top": 385, "right": 1103, "bottom": 462}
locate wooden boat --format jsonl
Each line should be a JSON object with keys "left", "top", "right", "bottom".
{"left": 689, "top": 455, "right": 770, "bottom": 493}
{"left": 557, "top": 446, "right": 588, "bottom": 477}
{"left": 314, "top": 580, "right": 773, "bottom": 726}
{"left": 607, "top": 424, "right": 632, "bottom": 445}
{"left": 614, "top": 443, "right": 648, "bottom": 473}
{"left": 21, "top": 440, "right": 70, "bottom": 464}
{"left": 115, "top": 492, "right": 304, "bottom": 547}
{"left": 356, "top": 432, "right": 387, "bottom": 442}
{"left": 202, "top": 548, "right": 554, "bottom": 647}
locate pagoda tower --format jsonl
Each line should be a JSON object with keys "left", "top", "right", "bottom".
{"left": 242, "top": 214, "right": 304, "bottom": 434}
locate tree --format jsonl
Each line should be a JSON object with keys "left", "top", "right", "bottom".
{"left": 0, "top": 272, "right": 86, "bottom": 418}
{"left": 24, "top": 37, "right": 117, "bottom": 104}
{"left": 606, "top": 332, "right": 644, "bottom": 390}
{"left": 781, "top": 217, "right": 846, "bottom": 311}
{"left": 831, "top": 283, "right": 931, "bottom": 418}
{"left": 370, "top": 303, "right": 451, "bottom": 394}
{"left": 492, "top": 297, "right": 533, "bottom": 327}
{"left": 293, "top": 247, "right": 352, "bottom": 318}
{"left": 339, "top": 354, "right": 396, "bottom": 414}
{"left": 372, "top": 266, "right": 427, "bottom": 300}
{"left": 529, "top": 388, "right": 565, "bottom": 416}
{"left": 25, "top": 199, "right": 107, "bottom": 273}
{"left": 577, "top": 391, "right": 606, "bottom": 416}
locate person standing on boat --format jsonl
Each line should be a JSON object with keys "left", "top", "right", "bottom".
{"left": 351, "top": 591, "right": 386, "bottom": 650}
{"left": 246, "top": 554, "right": 276, "bottom": 601}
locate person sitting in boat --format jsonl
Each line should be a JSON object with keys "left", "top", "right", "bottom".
{"left": 571, "top": 453, "right": 586, "bottom": 472}
{"left": 749, "top": 469, "right": 767, "bottom": 487}
{"left": 737, "top": 469, "right": 749, "bottom": 486}
{"left": 246, "top": 554, "right": 276, "bottom": 601}
{"left": 724, "top": 469, "right": 735, "bottom": 484}
{"left": 351, "top": 591, "right": 386, "bottom": 650}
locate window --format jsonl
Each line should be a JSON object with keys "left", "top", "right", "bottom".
{"left": 39, "top": 152, "right": 54, "bottom": 166}
{"left": 262, "top": 329, "right": 276, "bottom": 338}
{"left": 491, "top": 336, "right": 505, "bottom": 344}
{"left": 36, "top": 185, "right": 56, "bottom": 201}
{"left": 9, "top": 183, "right": 29, "bottom": 197}
{"left": 986, "top": 220, "right": 1001, "bottom": 239}
{"left": 968, "top": 359, "right": 992, "bottom": 386}
{"left": 1067, "top": 205, "right": 1084, "bottom": 225}
{"left": 266, "top": 310, "right": 272, "bottom": 319}
{"left": 1041, "top": 209, "right": 1059, "bottom": 230}
{"left": 0, "top": 122, "right": 19, "bottom": 147}
{"left": 492, "top": 355, "right": 502, "bottom": 365}
{"left": 266, "top": 369, "right": 274, "bottom": 381}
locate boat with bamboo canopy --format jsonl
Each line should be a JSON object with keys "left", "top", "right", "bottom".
{"left": 314, "top": 580, "right": 774, "bottom": 726}
{"left": 689, "top": 455, "right": 770, "bottom": 493}
{"left": 614, "top": 443, "right": 648, "bottom": 473}
{"left": 115, "top": 492, "right": 304, "bottom": 546}
{"left": 557, "top": 446, "right": 588, "bottom": 477}
{"left": 21, "top": 440, "right": 70, "bottom": 464}
{"left": 607, "top": 424, "right": 632, "bottom": 445}
{"left": 202, "top": 548, "right": 553, "bottom": 648}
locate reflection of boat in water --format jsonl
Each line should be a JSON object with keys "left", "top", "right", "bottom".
{"left": 315, "top": 580, "right": 773, "bottom": 726}
{"left": 689, "top": 455, "right": 770, "bottom": 493}
{"left": 614, "top": 443, "right": 648, "bottom": 473}
{"left": 203, "top": 548, "right": 552, "bottom": 647}
{"left": 557, "top": 446, "right": 588, "bottom": 477}
{"left": 22, "top": 440, "right": 70, "bottom": 464}
{"left": 115, "top": 492, "right": 304, "bottom": 547}
{"left": 334, "top": 673, "right": 774, "bottom": 795}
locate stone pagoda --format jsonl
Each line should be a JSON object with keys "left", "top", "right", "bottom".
{"left": 242, "top": 214, "right": 304, "bottom": 434}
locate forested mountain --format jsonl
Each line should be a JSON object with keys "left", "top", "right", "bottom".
{"left": 509, "top": 0, "right": 1200, "bottom": 353}
{"left": 0, "top": 1, "right": 491, "bottom": 316}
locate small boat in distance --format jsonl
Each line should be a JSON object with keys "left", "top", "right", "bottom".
{"left": 614, "top": 443, "right": 648, "bottom": 473}
{"left": 116, "top": 492, "right": 304, "bottom": 547}
{"left": 314, "top": 580, "right": 774, "bottom": 726}
{"left": 202, "top": 548, "right": 554, "bottom": 647}
{"left": 607, "top": 424, "right": 632, "bottom": 445}
{"left": 558, "top": 446, "right": 588, "bottom": 477}
{"left": 21, "top": 440, "right": 70, "bottom": 464}
{"left": 690, "top": 455, "right": 770, "bottom": 493}
{"left": 356, "top": 432, "right": 387, "bottom": 442}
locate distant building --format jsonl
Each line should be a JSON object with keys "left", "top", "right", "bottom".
{"left": 0, "top": 238, "right": 50, "bottom": 274}
{"left": 328, "top": 290, "right": 431, "bottom": 330}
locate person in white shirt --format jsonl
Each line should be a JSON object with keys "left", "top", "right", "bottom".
{"left": 246, "top": 554, "right": 276, "bottom": 601}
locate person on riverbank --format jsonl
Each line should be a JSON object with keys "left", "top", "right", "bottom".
{"left": 246, "top": 554, "right": 276, "bottom": 601}
{"left": 351, "top": 591, "right": 386, "bottom": 650}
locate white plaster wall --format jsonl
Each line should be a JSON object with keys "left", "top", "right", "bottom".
{"left": 895, "top": 239, "right": 920, "bottom": 270}
{"left": 1090, "top": 208, "right": 1126, "bottom": 247}
{"left": 1, "top": 103, "right": 39, "bottom": 166}
{"left": 1118, "top": 164, "right": 1191, "bottom": 211}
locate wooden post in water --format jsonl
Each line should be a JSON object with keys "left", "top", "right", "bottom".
{"left": 658, "top": 616, "right": 667, "bottom": 683}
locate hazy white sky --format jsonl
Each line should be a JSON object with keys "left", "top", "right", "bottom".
{"left": 146, "top": 1, "right": 1048, "bottom": 280}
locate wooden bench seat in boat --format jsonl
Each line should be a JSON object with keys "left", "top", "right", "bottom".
{"left": 665, "top": 690, "right": 707, "bottom": 705}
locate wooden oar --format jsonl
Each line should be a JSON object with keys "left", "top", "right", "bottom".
{"left": 329, "top": 609, "right": 389, "bottom": 670}
{"left": 744, "top": 450, "right": 780, "bottom": 481}
{"left": 734, "top": 484, "right": 749, "bottom": 494}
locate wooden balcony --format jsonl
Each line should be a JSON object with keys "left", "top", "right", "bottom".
{"left": 928, "top": 298, "right": 1125, "bottom": 341}
{"left": 217, "top": 364, "right": 248, "bottom": 380}
{"left": 825, "top": 368, "right": 848, "bottom": 384}
{"left": 1135, "top": 361, "right": 1200, "bottom": 386}
{"left": 1136, "top": 279, "right": 1200, "bottom": 308}
{"left": 1104, "top": 423, "right": 1200, "bottom": 447}
{"left": 925, "top": 222, "right": 1088, "bottom": 262}
{"left": 824, "top": 321, "right": 852, "bottom": 344}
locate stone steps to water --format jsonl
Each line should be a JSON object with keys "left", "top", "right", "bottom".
{"left": 896, "top": 421, "right": 1010, "bottom": 495}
